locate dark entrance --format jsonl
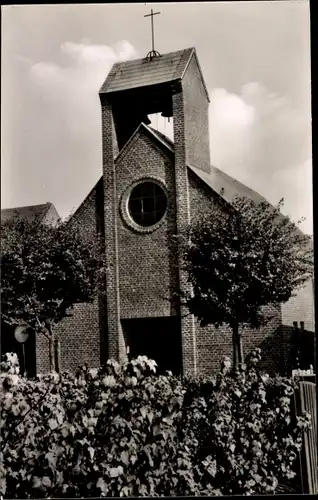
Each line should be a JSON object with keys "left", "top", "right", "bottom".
{"left": 122, "top": 316, "right": 182, "bottom": 375}
{"left": 1, "top": 321, "right": 36, "bottom": 377}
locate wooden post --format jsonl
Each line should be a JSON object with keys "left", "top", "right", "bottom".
{"left": 232, "top": 329, "right": 237, "bottom": 371}
{"left": 56, "top": 338, "right": 61, "bottom": 373}
{"left": 293, "top": 321, "right": 300, "bottom": 371}
{"left": 48, "top": 324, "right": 55, "bottom": 372}
{"left": 126, "top": 344, "right": 131, "bottom": 362}
{"left": 232, "top": 323, "right": 242, "bottom": 371}
{"left": 238, "top": 331, "right": 244, "bottom": 367}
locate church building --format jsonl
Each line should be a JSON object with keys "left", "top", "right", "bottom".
{"left": 6, "top": 47, "right": 314, "bottom": 377}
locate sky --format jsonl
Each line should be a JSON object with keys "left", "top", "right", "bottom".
{"left": 1, "top": 1, "right": 313, "bottom": 234}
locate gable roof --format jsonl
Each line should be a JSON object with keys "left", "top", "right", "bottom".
{"left": 113, "top": 122, "right": 174, "bottom": 164}
{"left": 188, "top": 165, "right": 269, "bottom": 207}
{"left": 99, "top": 47, "right": 209, "bottom": 100}
{"left": 70, "top": 177, "right": 103, "bottom": 222}
{"left": 145, "top": 125, "right": 268, "bottom": 206}
{"left": 1, "top": 202, "right": 58, "bottom": 224}
{"left": 148, "top": 126, "right": 311, "bottom": 240}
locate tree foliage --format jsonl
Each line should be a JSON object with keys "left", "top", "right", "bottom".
{"left": 0, "top": 351, "right": 311, "bottom": 497}
{"left": 1, "top": 215, "right": 102, "bottom": 367}
{"left": 181, "top": 197, "right": 313, "bottom": 366}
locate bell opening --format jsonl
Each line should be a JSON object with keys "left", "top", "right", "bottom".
{"left": 147, "top": 113, "right": 174, "bottom": 142}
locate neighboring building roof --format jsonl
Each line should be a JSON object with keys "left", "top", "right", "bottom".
{"left": 1, "top": 202, "right": 59, "bottom": 224}
{"left": 99, "top": 47, "right": 209, "bottom": 99}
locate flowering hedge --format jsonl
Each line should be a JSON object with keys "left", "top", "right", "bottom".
{"left": 0, "top": 349, "right": 311, "bottom": 497}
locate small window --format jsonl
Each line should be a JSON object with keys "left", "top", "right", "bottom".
{"left": 128, "top": 181, "right": 167, "bottom": 227}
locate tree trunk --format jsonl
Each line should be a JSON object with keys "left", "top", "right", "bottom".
{"left": 48, "top": 324, "right": 55, "bottom": 372}
{"left": 232, "top": 323, "right": 244, "bottom": 370}
{"left": 232, "top": 324, "right": 239, "bottom": 371}
{"left": 237, "top": 330, "right": 244, "bottom": 367}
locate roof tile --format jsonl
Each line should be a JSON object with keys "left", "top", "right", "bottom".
{"left": 1, "top": 203, "right": 52, "bottom": 223}
{"left": 100, "top": 48, "right": 194, "bottom": 94}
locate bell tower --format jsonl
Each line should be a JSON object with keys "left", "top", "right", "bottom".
{"left": 100, "top": 47, "right": 210, "bottom": 170}
{"left": 99, "top": 46, "right": 210, "bottom": 375}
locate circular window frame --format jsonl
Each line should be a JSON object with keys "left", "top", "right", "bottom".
{"left": 120, "top": 177, "right": 169, "bottom": 234}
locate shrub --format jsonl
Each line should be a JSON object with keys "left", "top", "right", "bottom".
{"left": 0, "top": 350, "right": 311, "bottom": 497}
{"left": 179, "top": 350, "right": 311, "bottom": 495}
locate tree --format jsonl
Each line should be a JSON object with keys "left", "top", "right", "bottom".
{"left": 180, "top": 197, "right": 313, "bottom": 370}
{"left": 1, "top": 215, "right": 103, "bottom": 372}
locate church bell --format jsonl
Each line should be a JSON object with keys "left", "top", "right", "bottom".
{"left": 161, "top": 103, "right": 173, "bottom": 119}
{"left": 142, "top": 114, "right": 151, "bottom": 125}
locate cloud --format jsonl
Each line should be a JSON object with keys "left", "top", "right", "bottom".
{"left": 208, "top": 82, "right": 312, "bottom": 233}
{"left": 211, "top": 88, "right": 255, "bottom": 126}
{"left": 271, "top": 158, "right": 313, "bottom": 234}
{"left": 24, "top": 40, "right": 139, "bottom": 217}
{"left": 209, "top": 88, "right": 255, "bottom": 172}
{"left": 30, "top": 39, "right": 138, "bottom": 93}
{"left": 28, "top": 39, "right": 138, "bottom": 134}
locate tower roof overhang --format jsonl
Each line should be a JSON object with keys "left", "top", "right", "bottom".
{"left": 99, "top": 47, "right": 209, "bottom": 102}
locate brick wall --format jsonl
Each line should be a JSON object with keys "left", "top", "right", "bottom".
{"left": 98, "top": 53, "right": 211, "bottom": 376}
{"left": 188, "top": 170, "right": 288, "bottom": 376}
{"left": 115, "top": 127, "right": 179, "bottom": 319}
{"left": 37, "top": 304, "right": 103, "bottom": 375}
{"left": 173, "top": 83, "right": 197, "bottom": 376}
{"left": 182, "top": 53, "right": 211, "bottom": 174}
{"left": 101, "top": 99, "right": 126, "bottom": 363}
{"left": 55, "top": 300, "right": 102, "bottom": 373}
{"left": 36, "top": 332, "right": 50, "bottom": 374}
{"left": 195, "top": 307, "right": 283, "bottom": 376}
{"left": 188, "top": 168, "right": 221, "bottom": 216}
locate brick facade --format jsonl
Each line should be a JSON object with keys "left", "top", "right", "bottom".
{"left": 182, "top": 53, "right": 211, "bottom": 174}
{"left": 172, "top": 84, "right": 197, "bottom": 375}
{"left": 116, "top": 128, "right": 178, "bottom": 319}
{"left": 36, "top": 329, "right": 51, "bottom": 374}
{"left": 36, "top": 125, "right": 314, "bottom": 376}
{"left": 100, "top": 99, "right": 127, "bottom": 363}
{"left": 34, "top": 48, "right": 314, "bottom": 378}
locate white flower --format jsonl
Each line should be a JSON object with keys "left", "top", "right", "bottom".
{"left": 223, "top": 357, "right": 231, "bottom": 369}
{"left": 102, "top": 375, "right": 116, "bottom": 388}
{"left": 261, "top": 373, "right": 269, "bottom": 384}
{"left": 10, "top": 374, "right": 19, "bottom": 386}
{"left": 4, "top": 392, "right": 13, "bottom": 409}
{"left": 89, "top": 368, "right": 98, "bottom": 380}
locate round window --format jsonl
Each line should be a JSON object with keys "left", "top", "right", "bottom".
{"left": 128, "top": 181, "right": 167, "bottom": 227}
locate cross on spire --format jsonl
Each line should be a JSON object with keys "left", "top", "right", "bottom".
{"left": 144, "top": 8, "right": 161, "bottom": 60}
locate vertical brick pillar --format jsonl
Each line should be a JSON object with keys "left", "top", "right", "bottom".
{"left": 172, "top": 82, "right": 197, "bottom": 376}
{"left": 100, "top": 98, "right": 127, "bottom": 363}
